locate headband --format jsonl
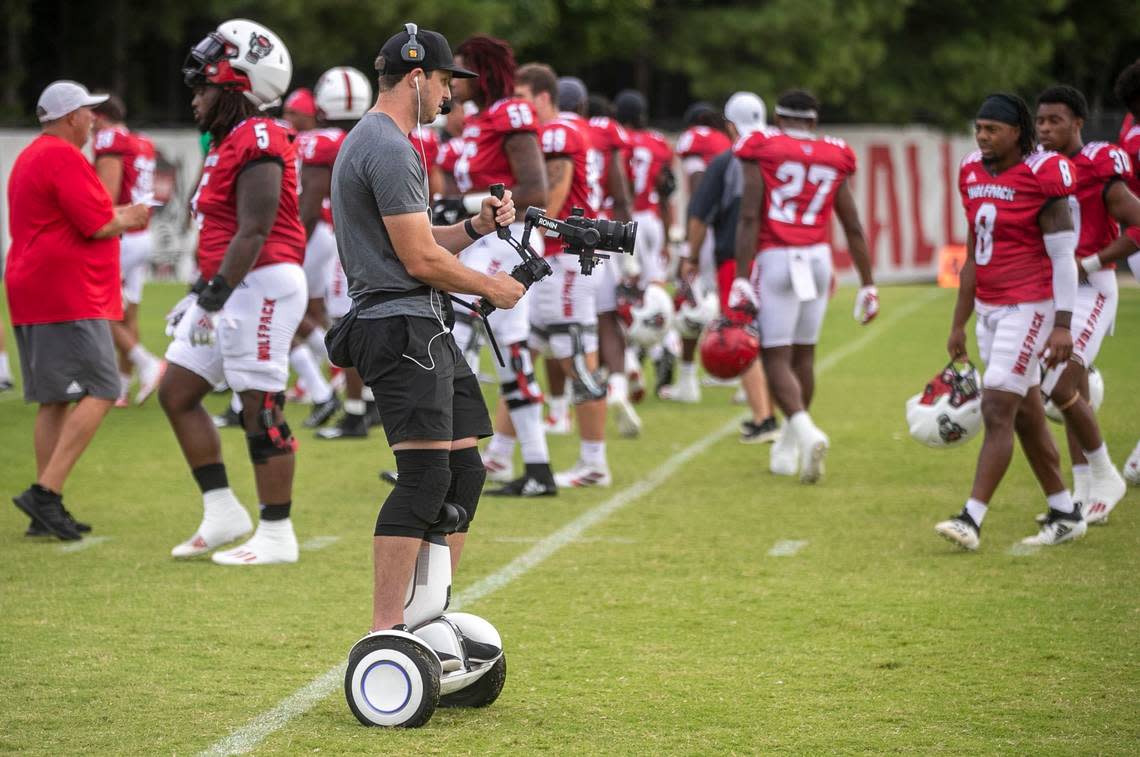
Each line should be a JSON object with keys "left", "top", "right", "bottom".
{"left": 976, "top": 94, "right": 1021, "bottom": 126}
{"left": 774, "top": 105, "right": 817, "bottom": 120}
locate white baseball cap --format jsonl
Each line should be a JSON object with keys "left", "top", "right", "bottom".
{"left": 36, "top": 80, "right": 109, "bottom": 123}
{"left": 724, "top": 92, "right": 766, "bottom": 137}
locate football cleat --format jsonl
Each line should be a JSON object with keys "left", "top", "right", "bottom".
{"left": 171, "top": 504, "right": 253, "bottom": 558}
{"left": 135, "top": 359, "right": 166, "bottom": 405}
{"left": 1021, "top": 510, "right": 1087, "bottom": 546}
{"left": 798, "top": 428, "right": 829, "bottom": 484}
{"left": 26, "top": 505, "right": 91, "bottom": 536}
{"left": 212, "top": 406, "right": 242, "bottom": 429}
{"left": 483, "top": 453, "right": 515, "bottom": 484}
{"left": 13, "top": 489, "right": 83, "bottom": 541}
{"left": 316, "top": 412, "right": 369, "bottom": 439}
{"left": 609, "top": 395, "right": 642, "bottom": 438}
{"left": 303, "top": 394, "right": 342, "bottom": 428}
{"left": 0, "top": 378, "right": 13, "bottom": 392}
{"left": 554, "top": 460, "right": 612, "bottom": 489}
{"left": 211, "top": 520, "right": 298, "bottom": 565}
{"left": 1083, "top": 467, "right": 1127, "bottom": 525}
{"left": 769, "top": 428, "right": 798, "bottom": 476}
{"left": 544, "top": 414, "right": 572, "bottom": 435}
{"left": 486, "top": 465, "right": 558, "bottom": 497}
{"left": 740, "top": 417, "right": 780, "bottom": 444}
{"left": 934, "top": 513, "right": 980, "bottom": 551}
{"left": 1124, "top": 440, "right": 1140, "bottom": 486}
{"left": 659, "top": 373, "right": 700, "bottom": 403}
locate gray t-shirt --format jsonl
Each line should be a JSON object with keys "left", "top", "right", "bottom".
{"left": 331, "top": 112, "right": 439, "bottom": 319}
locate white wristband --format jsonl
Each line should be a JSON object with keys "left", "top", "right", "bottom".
{"left": 1080, "top": 255, "right": 1103, "bottom": 274}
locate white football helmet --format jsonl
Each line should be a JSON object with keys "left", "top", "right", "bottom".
{"left": 183, "top": 19, "right": 292, "bottom": 110}
{"left": 626, "top": 284, "right": 674, "bottom": 348}
{"left": 315, "top": 66, "right": 372, "bottom": 121}
{"left": 674, "top": 281, "right": 720, "bottom": 339}
{"left": 1044, "top": 365, "right": 1105, "bottom": 423}
{"left": 906, "top": 362, "right": 983, "bottom": 448}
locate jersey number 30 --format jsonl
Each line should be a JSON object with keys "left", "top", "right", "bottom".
{"left": 768, "top": 161, "right": 839, "bottom": 225}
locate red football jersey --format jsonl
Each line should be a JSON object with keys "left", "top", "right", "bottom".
{"left": 676, "top": 126, "right": 732, "bottom": 171}
{"left": 625, "top": 129, "right": 673, "bottom": 213}
{"left": 93, "top": 126, "right": 157, "bottom": 227}
{"left": 454, "top": 97, "right": 539, "bottom": 193}
{"left": 297, "top": 126, "right": 346, "bottom": 227}
{"left": 587, "top": 116, "right": 631, "bottom": 217}
{"left": 436, "top": 137, "right": 465, "bottom": 174}
{"left": 539, "top": 113, "right": 600, "bottom": 256}
{"left": 191, "top": 118, "right": 306, "bottom": 280}
{"left": 410, "top": 127, "right": 440, "bottom": 175}
{"left": 958, "top": 149, "right": 1077, "bottom": 305}
{"left": 1117, "top": 114, "right": 1140, "bottom": 197}
{"left": 733, "top": 127, "right": 856, "bottom": 250}
{"left": 1071, "top": 142, "right": 1133, "bottom": 265}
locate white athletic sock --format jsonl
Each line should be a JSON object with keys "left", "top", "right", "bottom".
{"left": 1083, "top": 444, "right": 1113, "bottom": 477}
{"left": 581, "top": 440, "right": 606, "bottom": 467}
{"left": 344, "top": 399, "right": 366, "bottom": 416}
{"left": 0, "top": 351, "right": 10, "bottom": 382}
{"left": 964, "top": 498, "right": 988, "bottom": 527}
{"left": 253, "top": 517, "right": 294, "bottom": 537}
{"left": 362, "top": 386, "right": 375, "bottom": 402}
{"left": 1047, "top": 490, "right": 1075, "bottom": 515}
{"left": 119, "top": 372, "right": 132, "bottom": 397}
{"left": 548, "top": 395, "right": 569, "bottom": 422}
{"left": 624, "top": 346, "right": 640, "bottom": 374}
{"left": 289, "top": 345, "right": 333, "bottom": 404}
{"left": 1071, "top": 464, "right": 1091, "bottom": 502}
{"left": 230, "top": 392, "right": 243, "bottom": 413}
{"left": 512, "top": 403, "right": 550, "bottom": 464}
{"left": 127, "top": 343, "right": 157, "bottom": 370}
{"left": 608, "top": 372, "right": 629, "bottom": 402}
{"left": 486, "top": 433, "right": 516, "bottom": 460}
{"left": 305, "top": 327, "right": 328, "bottom": 363}
{"left": 679, "top": 362, "right": 697, "bottom": 381}
{"left": 787, "top": 411, "right": 817, "bottom": 443}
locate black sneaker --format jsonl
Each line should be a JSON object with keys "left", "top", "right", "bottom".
{"left": 303, "top": 395, "right": 342, "bottom": 428}
{"left": 26, "top": 505, "right": 91, "bottom": 536}
{"left": 486, "top": 464, "right": 558, "bottom": 497}
{"left": 212, "top": 406, "right": 242, "bottom": 428}
{"left": 0, "top": 378, "right": 13, "bottom": 392}
{"left": 13, "top": 486, "right": 81, "bottom": 541}
{"left": 316, "top": 412, "right": 369, "bottom": 439}
{"left": 740, "top": 416, "right": 780, "bottom": 444}
{"left": 653, "top": 351, "right": 676, "bottom": 398}
{"left": 365, "top": 400, "right": 382, "bottom": 428}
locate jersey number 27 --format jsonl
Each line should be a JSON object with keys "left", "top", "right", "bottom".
{"left": 768, "top": 161, "right": 839, "bottom": 225}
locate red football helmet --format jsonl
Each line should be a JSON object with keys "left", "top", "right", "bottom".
{"left": 699, "top": 317, "right": 760, "bottom": 379}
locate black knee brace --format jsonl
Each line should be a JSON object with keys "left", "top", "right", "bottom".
{"left": 375, "top": 449, "right": 452, "bottom": 538}
{"left": 447, "top": 447, "right": 486, "bottom": 533}
{"left": 246, "top": 392, "right": 297, "bottom": 464}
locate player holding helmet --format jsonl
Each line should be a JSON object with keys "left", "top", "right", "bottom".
{"left": 936, "top": 93, "right": 1085, "bottom": 550}
{"left": 1033, "top": 85, "right": 1132, "bottom": 523}
{"left": 732, "top": 89, "right": 878, "bottom": 484}
{"left": 159, "top": 19, "right": 308, "bottom": 565}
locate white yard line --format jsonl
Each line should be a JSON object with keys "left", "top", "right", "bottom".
{"left": 199, "top": 288, "right": 944, "bottom": 756}
{"left": 767, "top": 540, "right": 810, "bottom": 557}
{"left": 299, "top": 536, "right": 341, "bottom": 551}
{"left": 58, "top": 536, "right": 113, "bottom": 553}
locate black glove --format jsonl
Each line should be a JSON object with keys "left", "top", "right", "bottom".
{"left": 432, "top": 197, "right": 468, "bottom": 227}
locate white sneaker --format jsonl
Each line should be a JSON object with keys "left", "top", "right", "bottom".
{"left": 554, "top": 460, "right": 612, "bottom": 488}
{"left": 212, "top": 519, "right": 299, "bottom": 565}
{"left": 769, "top": 428, "right": 798, "bottom": 476}
{"left": 1124, "top": 440, "right": 1140, "bottom": 486}
{"left": 171, "top": 502, "right": 253, "bottom": 558}
{"left": 483, "top": 453, "right": 515, "bottom": 484}
{"left": 135, "top": 359, "right": 166, "bottom": 405}
{"left": 609, "top": 396, "right": 642, "bottom": 438}
{"left": 659, "top": 376, "right": 700, "bottom": 403}
{"left": 1084, "top": 467, "right": 1127, "bottom": 525}
{"left": 544, "top": 414, "right": 572, "bottom": 435}
{"left": 1021, "top": 512, "right": 1087, "bottom": 546}
{"left": 935, "top": 514, "right": 980, "bottom": 551}
{"left": 798, "top": 428, "right": 829, "bottom": 484}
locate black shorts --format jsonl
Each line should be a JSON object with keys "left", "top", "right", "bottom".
{"left": 14, "top": 320, "right": 119, "bottom": 404}
{"left": 349, "top": 315, "right": 492, "bottom": 446}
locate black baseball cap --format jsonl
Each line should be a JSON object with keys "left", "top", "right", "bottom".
{"left": 376, "top": 27, "right": 477, "bottom": 79}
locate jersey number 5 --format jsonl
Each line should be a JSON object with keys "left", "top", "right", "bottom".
{"left": 768, "top": 161, "right": 838, "bottom": 225}
{"left": 254, "top": 123, "right": 270, "bottom": 150}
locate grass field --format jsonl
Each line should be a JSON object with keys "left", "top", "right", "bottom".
{"left": 1, "top": 283, "right": 1138, "bottom": 755}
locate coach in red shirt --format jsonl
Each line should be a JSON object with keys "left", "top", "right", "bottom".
{"left": 6, "top": 80, "right": 147, "bottom": 541}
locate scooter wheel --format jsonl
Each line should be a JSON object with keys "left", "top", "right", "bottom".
{"left": 345, "top": 635, "right": 440, "bottom": 727}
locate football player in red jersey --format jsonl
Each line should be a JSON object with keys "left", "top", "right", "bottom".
{"left": 1112, "top": 63, "right": 1140, "bottom": 485}
{"left": 446, "top": 36, "right": 550, "bottom": 492}
{"left": 90, "top": 94, "right": 166, "bottom": 407}
{"left": 282, "top": 87, "right": 317, "bottom": 133}
{"left": 514, "top": 63, "right": 612, "bottom": 489}
{"left": 615, "top": 90, "right": 675, "bottom": 289}
{"left": 936, "top": 93, "right": 1086, "bottom": 550}
{"left": 1034, "top": 85, "right": 1134, "bottom": 523}
{"left": 159, "top": 19, "right": 308, "bottom": 565}
{"left": 732, "top": 90, "right": 877, "bottom": 484}
{"left": 665, "top": 102, "right": 734, "bottom": 405}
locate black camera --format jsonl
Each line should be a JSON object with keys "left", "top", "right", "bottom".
{"left": 524, "top": 207, "right": 637, "bottom": 274}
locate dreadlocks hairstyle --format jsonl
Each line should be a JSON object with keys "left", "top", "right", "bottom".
{"left": 1037, "top": 84, "right": 1089, "bottom": 121}
{"left": 456, "top": 35, "right": 516, "bottom": 108}
{"left": 1114, "top": 60, "right": 1140, "bottom": 114}
{"left": 208, "top": 87, "right": 260, "bottom": 144}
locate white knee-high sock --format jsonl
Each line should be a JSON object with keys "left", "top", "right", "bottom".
{"left": 512, "top": 403, "right": 550, "bottom": 464}
{"left": 305, "top": 328, "right": 328, "bottom": 363}
{"left": 289, "top": 345, "right": 333, "bottom": 404}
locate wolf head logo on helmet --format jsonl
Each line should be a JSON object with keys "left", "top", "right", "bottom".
{"left": 245, "top": 32, "right": 273, "bottom": 63}
{"left": 905, "top": 362, "right": 982, "bottom": 448}
{"left": 626, "top": 284, "right": 674, "bottom": 348}
{"left": 183, "top": 19, "right": 292, "bottom": 110}
{"left": 699, "top": 317, "right": 760, "bottom": 379}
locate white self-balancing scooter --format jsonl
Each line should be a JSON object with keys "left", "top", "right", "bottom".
{"left": 345, "top": 504, "right": 507, "bottom": 727}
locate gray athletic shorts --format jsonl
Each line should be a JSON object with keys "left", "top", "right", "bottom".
{"left": 14, "top": 320, "right": 119, "bottom": 403}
